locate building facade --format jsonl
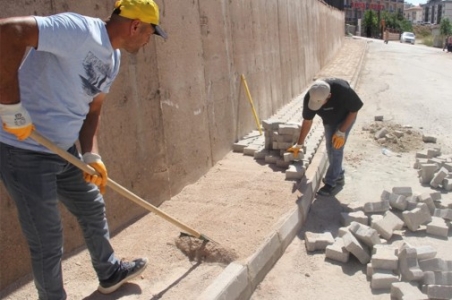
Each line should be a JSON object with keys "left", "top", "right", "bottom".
{"left": 404, "top": 5, "right": 423, "bottom": 24}
{"left": 344, "top": 0, "right": 405, "bottom": 26}
{"left": 421, "top": 0, "right": 452, "bottom": 24}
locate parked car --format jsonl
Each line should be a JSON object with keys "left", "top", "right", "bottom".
{"left": 400, "top": 32, "right": 416, "bottom": 44}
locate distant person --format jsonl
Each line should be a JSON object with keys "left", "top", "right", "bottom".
{"left": 384, "top": 28, "right": 389, "bottom": 44}
{"left": 443, "top": 35, "right": 449, "bottom": 52}
{"left": 288, "top": 78, "right": 364, "bottom": 196}
{"left": 447, "top": 35, "right": 452, "bottom": 53}
{"left": 0, "top": 0, "right": 167, "bottom": 298}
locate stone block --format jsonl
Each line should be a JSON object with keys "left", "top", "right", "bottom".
{"left": 349, "top": 221, "right": 381, "bottom": 247}
{"left": 370, "top": 271, "right": 399, "bottom": 290}
{"left": 304, "top": 232, "right": 334, "bottom": 252}
{"left": 423, "top": 271, "right": 452, "bottom": 286}
{"left": 392, "top": 186, "right": 413, "bottom": 196}
{"left": 426, "top": 285, "right": 452, "bottom": 300}
{"left": 371, "top": 246, "right": 398, "bottom": 270}
{"left": 340, "top": 211, "right": 368, "bottom": 226}
{"left": 434, "top": 208, "right": 452, "bottom": 220}
{"left": 364, "top": 199, "right": 390, "bottom": 214}
{"left": 325, "top": 237, "right": 350, "bottom": 263}
{"left": 398, "top": 247, "right": 424, "bottom": 282}
{"left": 426, "top": 216, "right": 449, "bottom": 238}
{"left": 390, "top": 282, "right": 428, "bottom": 300}
{"left": 342, "top": 231, "right": 370, "bottom": 264}
{"left": 419, "top": 258, "right": 452, "bottom": 272}
{"left": 430, "top": 167, "right": 448, "bottom": 188}
{"left": 402, "top": 203, "right": 432, "bottom": 232}
{"left": 372, "top": 210, "right": 404, "bottom": 240}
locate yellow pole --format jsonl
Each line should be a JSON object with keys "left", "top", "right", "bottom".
{"left": 241, "top": 74, "right": 262, "bottom": 135}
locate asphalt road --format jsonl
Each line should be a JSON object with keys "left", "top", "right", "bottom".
{"left": 250, "top": 39, "right": 452, "bottom": 300}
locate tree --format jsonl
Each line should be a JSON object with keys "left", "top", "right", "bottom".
{"left": 380, "top": 10, "right": 412, "bottom": 33}
{"left": 440, "top": 17, "right": 452, "bottom": 36}
{"left": 362, "top": 10, "right": 378, "bottom": 37}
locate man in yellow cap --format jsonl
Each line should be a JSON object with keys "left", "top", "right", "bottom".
{"left": 0, "top": 0, "right": 166, "bottom": 298}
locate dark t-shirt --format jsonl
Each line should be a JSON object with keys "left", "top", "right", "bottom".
{"left": 302, "top": 78, "right": 363, "bottom": 125}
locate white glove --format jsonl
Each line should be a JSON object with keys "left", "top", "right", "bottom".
{"left": 0, "top": 102, "right": 34, "bottom": 140}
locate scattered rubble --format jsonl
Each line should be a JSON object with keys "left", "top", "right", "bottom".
{"left": 362, "top": 120, "right": 425, "bottom": 153}
{"left": 305, "top": 186, "right": 452, "bottom": 300}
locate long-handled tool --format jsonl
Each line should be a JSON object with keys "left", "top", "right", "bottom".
{"left": 29, "top": 130, "right": 216, "bottom": 243}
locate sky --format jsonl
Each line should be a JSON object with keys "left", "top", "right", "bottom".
{"left": 405, "top": 0, "right": 428, "bottom": 5}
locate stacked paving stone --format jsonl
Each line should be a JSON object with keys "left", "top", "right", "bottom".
{"left": 414, "top": 148, "right": 452, "bottom": 192}
{"left": 232, "top": 93, "right": 325, "bottom": 180}
{"left": 304, "top": 186, "right": 452, "bottom": 299}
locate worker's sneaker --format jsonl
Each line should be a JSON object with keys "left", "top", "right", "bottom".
{"left": 317, "top": 184, "right": 336, "bottom": 196}
{"left": 98, "top": 257, "right": 148, "bottom": 294}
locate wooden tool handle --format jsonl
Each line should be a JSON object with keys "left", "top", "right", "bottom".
{"left": 29, "top": 130, "right": 202, "bottom": 239}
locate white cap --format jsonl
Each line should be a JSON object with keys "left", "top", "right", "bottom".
{"left": 308, "top": 80, "right": 330, "bottom": 111}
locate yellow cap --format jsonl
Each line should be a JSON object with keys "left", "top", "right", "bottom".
{"left": 114, "top": 0, "right": 167, "bottom": 39}
{"left": 115, "top": 0, "right": 159, "bottom": 24}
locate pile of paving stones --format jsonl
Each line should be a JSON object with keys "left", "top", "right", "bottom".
{"left": 414, "top": 148, "right": 452, "bottom": 192}
{"left": 232, "top": 93, "right": 325, "bottom": 181}
{"left": 232, "top": 117, "right": 324, "bottom": 181}
{"left": 304, "top": 186, "right": 452, "bottom": 300}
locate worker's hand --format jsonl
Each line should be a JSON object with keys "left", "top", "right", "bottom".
{"left": 332, "top": 130, "right": 346, "bottom": 149}
{"left": 82, "top": 152, "right": 108, "bottom": 194}
{"left": 0, "top": 102, "right": 34, "bottom": 140}
{"left": 287, "top": 143, "right": 303, "bottom": 158}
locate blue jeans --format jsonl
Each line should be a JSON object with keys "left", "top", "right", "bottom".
{"left": 323, "top": 122, "right": 354, "bottom": 187}
{"left": 0, "top": 143, "right": 120, "bottom": 300}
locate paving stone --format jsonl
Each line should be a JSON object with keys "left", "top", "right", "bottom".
{"left": 402, "top": 203, "right": 432, "bottom": 232}
{"left": 392, "top": 186, "right": 413, "bottom": 196}
{"left": 325, "top": 237, "right": 350, "bottom": 263}
{"left": 349, "top": 221, "right": 381, "bottom": 247}
{"left": 419, "top": 258, "right": 452, "bottom": 272}
{"left": 342, "top": 230, "right": 370, "bottom": 264}
{"left": 415, "top": 245, "right": 437, "bottom": 261}
{"left": 391, "top": 282, "right": 428, "bottom": 300}
{"left": 398, "top": 247, "right": 424, "bottom": 282}
{"left": 372, "top": 210, "right": 404, "bottom": 240}
{"left": 371, "top": 246, "right": 398, "bottom": 270}
{"left": 426, "top": 285, "right": 452, "bottom": 300}
{"left": 423, "top": 271, "right": 452, "bottom": 285}
{"left": 340, "top": 210, "right": 368, "bottom": 226}
{"left": 434, "top": 208, "right": 452, "bottom": 220}
{"left": 426, "top": 216, "right": 449, "bottom": 238}
{"left": 304, "top": 232, "right": 334, "bottom": 252}
{"left": 370, "top": 271, "right": 399, "bottom": 290}
{"left": 363, "top": 199, "right": 390, "bottom": 214}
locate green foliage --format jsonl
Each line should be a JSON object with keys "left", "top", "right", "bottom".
{"left": 440, "top": 18, "right": 452, "bottom": 36}
{"left": 380, "top": 10, "right": 412, "bottom": 33}
{"left": 362, "top": 10, "right": 378, "bottom": 37}
{"left": 362, "top": 10, "right": 378, "bottom": 28}
{"left": 399, "top": 19, "right": 413, "bottom": 33}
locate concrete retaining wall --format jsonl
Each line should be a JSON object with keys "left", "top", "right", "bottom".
{"left": 0, "top": 0, "right": 344, "bottom": 289}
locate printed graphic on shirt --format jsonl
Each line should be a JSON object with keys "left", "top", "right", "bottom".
{"left": 80, "top": 52, "right": 112, "bottom": 96}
